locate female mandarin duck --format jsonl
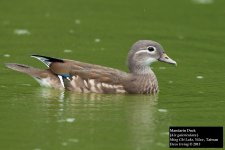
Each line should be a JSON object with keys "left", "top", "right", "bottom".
{"left": 5, "top": 40, "right": 176, "bottom": 94}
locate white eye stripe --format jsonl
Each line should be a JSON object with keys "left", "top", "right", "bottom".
{"left": 135, "top": 50, "right": 149, "bottom": 54}
{"left": 135, "top": 49, "right": 156, "bottom": 55}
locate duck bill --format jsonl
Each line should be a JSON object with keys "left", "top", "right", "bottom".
{"left": 158, "top": 53, "right": 177, "bottom": 66}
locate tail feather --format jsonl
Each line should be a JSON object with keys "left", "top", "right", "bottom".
{"left": 5, "top": 63, "right": 43, "bottom": 76}
{"left": 5, "top": 63, "right": 63, "bottom": 89}
{"left": 31, "top": 54, "right": 64, "bottom": 67}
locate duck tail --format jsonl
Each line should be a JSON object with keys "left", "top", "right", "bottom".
{"left": 5, "top": 63, "right": 43, "bottom": 77}
{"left": 5, "top": 63, "right": 63, "bottom": 88}
{"left": 31, "top": 54, "right": 64, "bottom": 67}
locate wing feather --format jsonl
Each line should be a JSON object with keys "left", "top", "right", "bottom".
{"left": 48, "top": 58, "right": 130, "bottom": 92}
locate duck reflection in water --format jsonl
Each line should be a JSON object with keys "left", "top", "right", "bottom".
{"left": 36, "top": 88, "right": 160, "bottom": 149}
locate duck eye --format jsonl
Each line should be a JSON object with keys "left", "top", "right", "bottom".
{"left": 147, "top": 46, "right": 155, "bottom": 52}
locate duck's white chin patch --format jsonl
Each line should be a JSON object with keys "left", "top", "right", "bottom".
{"left": 146, "top": 58, "right": 157, "bottom": 65}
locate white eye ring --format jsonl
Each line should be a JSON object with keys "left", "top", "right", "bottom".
{"left": 147, "top": 46, "right": 156, "bottom": 52}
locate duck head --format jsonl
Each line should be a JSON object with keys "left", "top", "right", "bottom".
{"left": 128, "top": 40, "right": 177, "bottom": 74}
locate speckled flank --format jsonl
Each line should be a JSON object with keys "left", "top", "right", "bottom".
{"left": 66, "top": 76, "right": 126, "bottom": 94}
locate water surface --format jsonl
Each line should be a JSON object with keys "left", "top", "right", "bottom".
{"left": 0, "top": 0, "right": 225, "bottom": 149}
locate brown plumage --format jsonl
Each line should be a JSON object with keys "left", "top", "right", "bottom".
{"left": 5, "top": 40, "right": 176, "bottom": 94}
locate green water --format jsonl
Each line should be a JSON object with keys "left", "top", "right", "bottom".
{"left": 0, "top": 0, "right": 225, "bottom": 149}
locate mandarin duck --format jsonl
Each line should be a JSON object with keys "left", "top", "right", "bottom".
{"left": 5, "top": 40, "right": 176, "bottom": 94}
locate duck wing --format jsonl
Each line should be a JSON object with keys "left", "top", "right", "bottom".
{"left": 32, "top": 55, "right": 129, "bottom": 93}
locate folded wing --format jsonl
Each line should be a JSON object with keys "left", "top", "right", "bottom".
{"left": 32, "top": 55, "right": 130, "bottom": 93}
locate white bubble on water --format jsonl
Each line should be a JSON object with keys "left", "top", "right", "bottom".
{"left": 158, "top": 109, "right": 168, "bottom": 113}
{"left": 69, "top": 29, "right": 74, "bottom": 34}
{"left": 68, "top": 138, "right": 79, "bottom": 143}
{"left": 58, "top": 118, "right": 75, "bottom": 123}
{"left": 3, "top": 54, "right": 11, "bottom": 57}
{"left": 66, "top": 118, "right": 75, "bottom": 123}
{"left": 14, "top": 29, "right": 31, "bottom": 35}
{"left": 192, "top": 0, "right": 214, "bottom": 4}
{"left": 168, "top": 80, "right": 173, "bottom": 84}
{"left": 94, "top": 38, "right": 101, "bottom": 43}
{"left": 64, "top": 49, "right": 72, "bottom": 53}
{"left": 61, "top": 142, "right": 68, "bottom": 146}
{"left": 75, "top": 19, "right": 81, "bottom": 24}
{"left": 196, "top": 75, "right": 204, "bottom": 79}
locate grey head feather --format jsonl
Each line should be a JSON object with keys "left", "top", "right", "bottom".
{"left": 127, "top": 40, "right": 165, "bottom": 74}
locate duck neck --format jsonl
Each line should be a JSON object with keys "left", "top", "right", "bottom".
{"left": 129, "top": 65, "right": 154, "bottom": 75}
